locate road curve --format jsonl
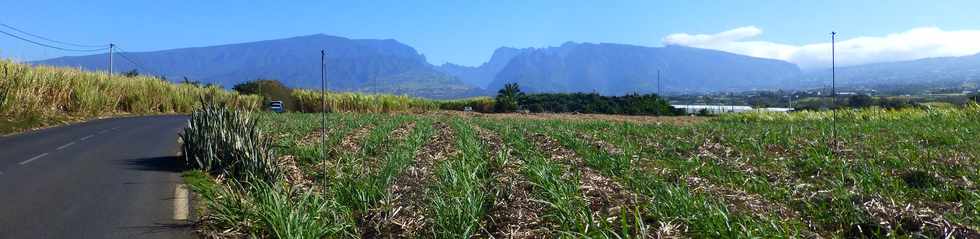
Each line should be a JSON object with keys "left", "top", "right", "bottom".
{"left": 0, "top": 115, "right": 194, "bottom": 239}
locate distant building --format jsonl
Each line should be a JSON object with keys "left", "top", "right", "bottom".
{"left": 673, "top": 105, "right": 751, "bottom": 114}
{"left": 763, "top": 107, "right": 794, "bottom": 112}
{"left": 672, "top": 105, "right": 794, "bottom": 115}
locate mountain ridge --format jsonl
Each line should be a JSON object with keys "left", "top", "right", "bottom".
{"left": 34, "top": 34, "right": 474, "bottom": 99}
{"left": 798, "top": 52, "right": 980, "bottom": 90}
{"left": 486, "top": 43, "right": 803, "bottom": 95}
{"left": 31, "top": 34, "right": 979, "bottom": 98}
{"left": 435, "top": 46, "right": 529, "bottom": 88}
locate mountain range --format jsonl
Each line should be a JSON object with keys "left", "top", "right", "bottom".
{"left": 798, "top": 53, "right": 980, "bottom": 91}
{"left": 485, "top": 42, "right": 802, "bottom": 94}
{"left": 32, "top": 34, "right": 980, "bottom": 98}
{"left": 435, "top": 47, "right": 528, "bottom": 88}
{"left": 35, "top": 34, "right": 475, "bottom": 98}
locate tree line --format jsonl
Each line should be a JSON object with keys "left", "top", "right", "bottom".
{"left": 494, "top": 83, "right": 680, "bottom": 115}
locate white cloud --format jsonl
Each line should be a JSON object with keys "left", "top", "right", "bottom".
{"left": 663, "top": 26, "right": 980, "bottom": 70}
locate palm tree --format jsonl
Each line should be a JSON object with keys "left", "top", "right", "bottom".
{"left": 495, "top": 83, "right": 524, "bottom": 112}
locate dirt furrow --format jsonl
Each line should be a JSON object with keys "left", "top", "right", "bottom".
{"left": 361, "top": 122, "right": 416, "bottom": 174}
{"left": 695, "top": 137, "right": 777, "bottom": 179}
{"left": 390, "top": 122, "right": 415, "bottom": 142}
{"left": 684, "top": 176, "right": 798, "bottom": 219}
{"left": 582, "top": 129, "right": 814, "bottom": 226}
{"left": 277, "top": 155, "right": 313, "bottom": 190}
{"left": 856, "top": 196, "right": 980, "bottom": 238}
{"left": 286, "top": 126, "right": 341, "bottom": 190}
{"left": 578, "top": 131, "right": 808, "bottom": 237}
{"left": 297, "top": 127, "right": 332, "bottom": 147}
{"left": 475, "top": 126, "right": 550, "bottom": 238}
{"left": 340, "top": 124, "right": 375, "bottom": 154}
{"left": 304, "top": 124, "right": 374, "bottom": 175}
{"left": 370, "top": 122, "right": 457, "bottom": 237}
{"left": 692, "top": 136, "right": 978, "bottom": 237}
{"left": 578, "top": 132, "right": 625, "bottom": 156}
{"left": 936, "top": 153, "right": 977, "bottom": 190}
{"left": 529, "top": 133, "right": 641, "bottom": 225}
{"left": 689, "top": 136, "right": 824, "bottom": 234}
{"left": 689, "top": 136, "right": 811, "bottom": 215}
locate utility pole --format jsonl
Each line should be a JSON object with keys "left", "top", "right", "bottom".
{"left": 658, "top": 69, "right": 668, "bottom": 115}
{"left": 108, "top": 43, "right": 114, "bottom": 78}
{"left": 831, "top": 32, "right": 837, "bottom": 140}
{"left": 320, "top": 50, "right": 327, "bottom": 179}
{"left": 657, "top": 70, "right": 662, "bottom": 96}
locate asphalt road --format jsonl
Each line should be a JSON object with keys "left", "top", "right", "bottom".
{"left": 0, "top": 115, "right": 194, "bottom": 239}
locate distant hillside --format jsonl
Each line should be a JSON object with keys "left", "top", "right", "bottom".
{"left": 33, "top": 34, "right": 473, "bottom": 99}
{"left": 487, "top": 43, "right": 802, "bottom": 95}
{"left": 799, "top": 53, "right": 980, "bottom": 90}
{"left": 39, "top": 34, "right": 977, "bottom": 98}
{"left": 435, "top": 47, "right": 529, "bottom": 89}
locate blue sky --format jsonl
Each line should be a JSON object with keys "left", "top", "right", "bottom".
{"left": 2, "top": 0, "right": 979, "bottom": 67}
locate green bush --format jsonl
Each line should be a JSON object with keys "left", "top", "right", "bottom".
{"left": 180, "top": 98, "right": 362, "bottom": 238}
{"left": 179, "top": 97, "right": 283, "bottom": 185}
{"left": 848, "top": 94, "right": 874, "bottom": 108}
{"left": 877, "top": 97, "right": 914, "bottom": 109}
{"left": 487, "top": 83, "right": 679, "bottom": 115}
{"left": 188, "top": 173, "right": 353, "bottom": 238}
{"left": 520, "top": 92, "right": 680, "bottom": 115}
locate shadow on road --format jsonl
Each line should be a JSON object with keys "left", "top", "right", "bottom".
{"left": 119, "top": 156, "right": 187, "bottom": 173}
{"left": 117, "top": 223, "right": 195, "bottom": 238}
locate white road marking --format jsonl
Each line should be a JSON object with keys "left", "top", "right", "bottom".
{"left": 111, "top": 127, "right": 120, "bottom": 130}
{"left": 174, "top": 184, "right": 190, "bottom": 220}
{"left": 79, "top": 134, "right": 95, "bottom": 141}
{"left": 56, "top": 142, "right": 75, "bottom": 150}
{"left": 20, "top": 153, "right": 49, "bottom": 165}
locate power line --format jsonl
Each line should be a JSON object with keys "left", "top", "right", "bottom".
{"left": 113, "top": 47, "right": 146, "bottom": 69}
{"left": 113, "top": 46, "right": 159, "bottom": 76}
{"left": 0, "top": 23, "right": 166, "bottom": 80}
{"left": 0, "top": 28, "right": 108, "bottom": 52}
{"left": 114, "top": 50, "right": 147, "bottom": 73}
{"left": 0, "top": 23, "right": 108, "bottom": 48}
